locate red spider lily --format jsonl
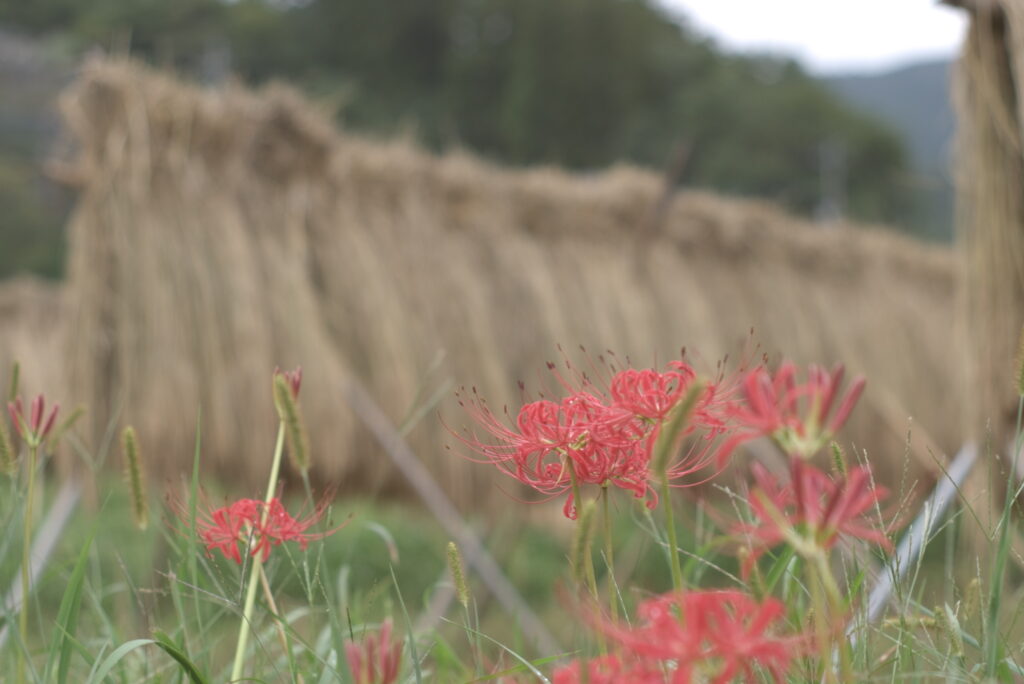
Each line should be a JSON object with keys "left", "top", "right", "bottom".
{"left": 193, "top": 496, "right": 341, "bottom": 564}
{"left": 725, "top": 363, "right": 865, "bottom": 460}
{"left": 273, "top": 366, "right": 303, "bottom": 398}
{"left": 552, "top": 654, "right": 666, "bottom": 684}
{"left": 452, "top": 363, "right": 730, "bottom": 518}
{"left": 611, "top": 365, "right": 695, "bottom": 421}
{"left": 7, "top": 394, "right": 59, "bottom": 445}
{"left": 345, "top": 620, "right": 402, "bottom": 684}
{"left": 583, "top": 590, "right": 799, "bottom": 684}
{"left": 195, "top": 499, "right": 255, "bottom": 564}
{"left": 736, "top": 460, "right": 892, "bottom": 574}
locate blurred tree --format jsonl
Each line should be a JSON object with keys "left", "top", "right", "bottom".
{"left": 0, "top": 0, "right": 924, "bottom": 279}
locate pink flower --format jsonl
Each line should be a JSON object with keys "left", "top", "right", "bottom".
{"left": 452, "top": 361, "right": 731, "bottom": 518}
{"left": 725, "top": 363, "right": 865, "bottom": 460}
{"left": 345, "top": 620, "right": 402, "bottom": 684}
{"left": 610, "top": 365, "right": 695, "bottom": 421}
{"left": 193, "top": 496, "right": 340, "bottom": 564}
{"left": 590, "top": 590, "right": 800, "bottom": 684}
{"left": 7, "top": 394, "right": 59, "bottom": 445}
{"left": 737, "top": 460, "right": 892, "bottom": 574}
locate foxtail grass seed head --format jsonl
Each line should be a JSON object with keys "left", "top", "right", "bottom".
{"left": 1015, "top": 325, "right": 1024, "bottom": 397}
{"left": 273, "top": 372, "right": 310, "bottom": 472}
{"left": 940, "top": 603, "right": 965, "bottom": 659}
{"left": 964, "top": 577, "right": 981, "bottom": 620}
{"left": 7, "top": 361, "right": 18, "bottom": 402}
{"left": 446, "top": 541, "right": 471, "bottom": 609}
{"left": 121, "top": 426, "right": 149, "bottom": 530}
{"left": 0, "top": 421, "right": 14, "bottom": 476}
{"left": 830, "top": 442, "right": 847, "bottom": 476}
{"left": 570, "top": 498, "right": 597, "bottom": 588}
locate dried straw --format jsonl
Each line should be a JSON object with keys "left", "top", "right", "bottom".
{"left": 0, "top": 57, "right": 963, "bottom": 505}
{"left": 953, "top": 1, "right": 1024, "bottom": 445}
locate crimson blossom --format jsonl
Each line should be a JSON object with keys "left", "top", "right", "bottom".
{"left": 453, "top": 360, "right": 734, "bottom": 518}
{"left": 7, "top": 394, "right": 59, "bottom": 446}
{"left": 345, "top": 620, "right": 402, "bottom": 684}
{"left": 194, "top": 496, "right": 339, "bottom": 564}
{"left": 725, "top": 362, "right": 865, "bottom": 460}
{"left": 560, "top": 589, "right": 800, "bottom": 683}
{"left": 736, "top": 460, "right": 892, "bottom": 575}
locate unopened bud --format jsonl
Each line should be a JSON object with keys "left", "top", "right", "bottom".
{"left": 274, "top": 373, "right": 310, "bottom": 472}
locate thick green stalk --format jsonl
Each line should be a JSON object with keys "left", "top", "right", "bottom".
{"left": 660, "top": 475, "right": 683, "bottom": 591}
{"left": 568, "top": 464, "right": 599, "bottom": 602}
{"left": 813, "top": 552, "right": 852, "bottom": 681}
{"left": 16, "top": 443, "right": 38, "bottom": 684}
{"left": 601, "top": 486, "right": 617, "bottom": 620}
{"left": 230, "top": 424, "right": 286, "bottom": 682}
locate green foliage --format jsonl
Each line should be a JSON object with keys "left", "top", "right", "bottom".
{"left": 0, "top": 0, "right": 924, "bottom": 280}
{"left": 0, "top": 154, "right": 66, "bottom": 279}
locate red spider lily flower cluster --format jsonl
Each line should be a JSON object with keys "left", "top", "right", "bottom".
{"left": 556, "top": 590, "right": 801, "bottom": 684}
{"left": 454, "top": 361, "right": 734, "bottom": 518}
{"left": 195, "top": 497, "right": 338, "bottom": 564}
{"left": 736, "top": 460, "right": 892, "bottom": 574}
{"left": 7, "top": 394, "right": 59, "bottom": 446}
{"left": 345, "top": 620, "right": 402, "bottom": 684}
{"left": 725, "top": 362, "right": 865, "bottom": 461}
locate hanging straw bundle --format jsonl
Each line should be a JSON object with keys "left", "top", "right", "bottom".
{"left": 2, "top": 57, "right": 960, "bottom": 506}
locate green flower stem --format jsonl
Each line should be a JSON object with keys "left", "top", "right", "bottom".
{"left": 16, "top": 442, "right": 38, "bottom": 684}
{"left": 808, "top": 562, "right": 835, "bottom": 683}
{"left": 602, "top": 486, "right": 617, "bottom": 620}
{"left": 567, "top": 461, "right": 598, "bottom": 601}
{"left": 230, "top": 423, "right": 286, "bottom": 682}
{"left": 660, "top": 474, "right": 683, "bottom": 591}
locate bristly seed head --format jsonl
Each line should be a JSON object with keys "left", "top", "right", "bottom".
{"left": 446, "top": 541, "right": 471, "bottom": 609}
{"left": 121, "top": 426, "right": 149, "bottom": 530}
{"left": 0, "top": 420, "right": 15, "bottom": 476}
{"left": 7, "top": 361, "right": 19, "bottom": 403}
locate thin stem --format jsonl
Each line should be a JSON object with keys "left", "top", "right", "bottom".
{"left": 230, "top": 424, "right": 286, "bottom": 682}
{"left": 568, "top": 463, "right": 598, "bottom": 601}
{"left": 660, "top": 475, "right": 683, "bottom": 591}
{"left": 813, "top": 552, "right": 852, "bottom": 681}
{"left": 16, "top": 443, "right": 38, "bottom": 684}
{"left": 602, "top": 486, "right": 617, "bottom": 620}
{"left": 258, "top": 565, "right": 300, "bottom": 682}
{"left": 808, "top": 562, "right": 836, "bottom": 684}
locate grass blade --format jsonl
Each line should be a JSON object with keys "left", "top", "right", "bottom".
{"left": 389, "top": 564, "right": 422, "bottom": 684}
{"left": 87, "top": 639, "right": 155, "bottom": 683}
{"left": 47, "top": 526, "right": 96, "bottom": 684}
{"left": 153, "top": 630, "right": 210, "bottom": 684}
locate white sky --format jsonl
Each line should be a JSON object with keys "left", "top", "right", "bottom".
{"left": 660, "top": 0, "right": 968, "bottom": 75}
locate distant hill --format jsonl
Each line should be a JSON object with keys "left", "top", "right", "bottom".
{"left": 824, "top": 59, "right": 955, "bottom": 240}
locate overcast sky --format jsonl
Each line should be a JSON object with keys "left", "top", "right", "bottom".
{"left": 660, "top": 0, "right": 967, "bottom": 75}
